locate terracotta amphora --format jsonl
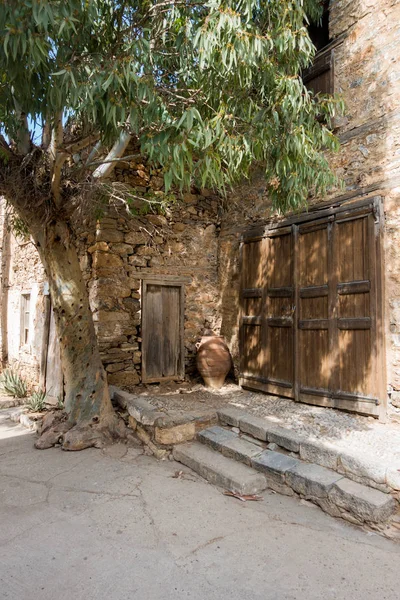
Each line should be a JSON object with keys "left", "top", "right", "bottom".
{"left": 196, "top": 336, "right": 232, "bottom": 389}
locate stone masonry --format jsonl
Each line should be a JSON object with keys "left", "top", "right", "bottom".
{"left": 1, "top": 0, "right": 400, "bottom": 415}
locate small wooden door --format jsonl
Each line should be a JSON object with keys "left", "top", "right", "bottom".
{"left": 141, "top": 279, "right": 185, "bottom": 383}
{"left": 240, "top": 198, "right": 386, "bottom": 417}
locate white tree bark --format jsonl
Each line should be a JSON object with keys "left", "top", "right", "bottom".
{"left": 92, "top": 131, "right": 131, "bottom": 180}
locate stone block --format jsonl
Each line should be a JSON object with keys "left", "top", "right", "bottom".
{"left": 88, "top": 242, "right": 109, "bottom": 253}
{"left": 105, "top": 362, "right": 127, "bottom": 373}
{"left": 221, "top": 437, "right": 264, "bottom": 466}
{"left": 328, "top": 478, "right": 397, "bottom": 524}
{"left": 173, "top": 442, "right": 268, "bottom": 495}
{"left": 92, "top": 252, "right": 124, "bottom": 269}
{"left": 267, "top": 426, "right": 304, "bottom": 453}
{"left": 299, "top": 441, "right": 339, "bottom": 470}
{"left": 111, "top": 243, "right": 134, "bottom": 256}
{"left": 338, "top": 451, "right": 387, "bottom": 485}
{"left": 96, "top": 230, "right": 124, "bottom": 243}
{"left": 173, "top": 223, "right": 186, "bottom": 232}
{"left": 252, "top": 451, "right": 301, "bottom": 484}
{"left": 217, "top": 406, "right": 248, "bottom": 427}
{"left": 386, "top": 466, "right": 400, "bottom": 491}
{"left": 93, "top": 310, "right": 130, "bottom": 322}
{"left": 239, "top": 414, "right": 270, "bottom": 441}
{"left": 125, "top": 231, "right": 148, "bottom": 245}
{"left": 286, "top": 462, "right": 343, "bottom": 499}
{"left": 192, "top": 413, "right": 219, "bottom": 430}
{"left": 128, "top": 255, "right": 148, "bottom": 267}
{"left": 197, "top": 426, "right": 237, "bottom": 451}
{"left": 155, "top": 422, "right": 196, "bottom": 445}
{"left": 183, "top": 192, "right": 198, "bottom": 204}
{"left": 116, "top": 395, "right": 164, "bottom": 425}
{"left": 128, "top": 416, "right": 138, "bottom": 430}
{"left": 108, "top": 371, "right": 140, "bottom": 387}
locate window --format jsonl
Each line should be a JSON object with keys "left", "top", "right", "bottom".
{"left": 20, "top": 293, "right": 31, "bottom": 346}
{"left": 303, "top": 1, "right": 334, "bottom": 96}
{"left": 308, "top": 1, "right": 331, "bottom": 52}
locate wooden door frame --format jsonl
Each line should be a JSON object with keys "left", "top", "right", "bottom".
{"left": 240, "top": 195, "right": 387, "bottom": 418}
{"left": 141, "top": 277, "right": 186, "bottom": 384}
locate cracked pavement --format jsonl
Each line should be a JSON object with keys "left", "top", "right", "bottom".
{"left": 0, "top": 409, "right": 399, "bottom": 600}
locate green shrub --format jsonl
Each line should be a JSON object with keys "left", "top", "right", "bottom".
{"left": 0, "top": 369, "right": 27, "bottom": 398}
{"left": 26, "top": 390, "right": 47, "bottom": 412}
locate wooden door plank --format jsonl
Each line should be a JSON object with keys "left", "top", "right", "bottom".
{"left": 293, "top": 224, "right": 300, "bottom": 402}
{"left": 373, "top": 198, "right": 387, "bottom": 420}
{"left": 142, "top": 281, "right": 184, "bottom": 383}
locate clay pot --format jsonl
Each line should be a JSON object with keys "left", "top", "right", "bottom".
{"left": 196, "top": 336, "right": 232, "bottom": 389}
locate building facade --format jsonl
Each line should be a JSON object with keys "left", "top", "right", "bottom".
{"left": 1, "top": 0, "right": 399, "bottom": 416}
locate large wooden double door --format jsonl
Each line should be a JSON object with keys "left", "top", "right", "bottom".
{"left": 240, "top": 198, "right": 385, "bottom": 417}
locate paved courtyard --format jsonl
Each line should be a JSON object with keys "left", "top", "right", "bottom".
{"left": 0, "top": 408, "right": 399, "bottom": 600}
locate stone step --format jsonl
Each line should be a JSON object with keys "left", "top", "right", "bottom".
{"left": 197, "top": 425, "right": 265, "bottom": 465}
{"left": 195, "top": 425, "right": 398, "bottom": 526}
{"left": 217, "top": 406, "right": 400, "bottom": 495}
{"left": 172, "top": 442, "right": 268, "bottom": 495}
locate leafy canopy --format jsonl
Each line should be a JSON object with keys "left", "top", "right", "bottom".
{"left": 0, "top": 0, "right": 343, "bottom": 211}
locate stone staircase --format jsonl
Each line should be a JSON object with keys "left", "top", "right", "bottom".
{"left": 173, "top": 407, "right": 399, "bottom": 530}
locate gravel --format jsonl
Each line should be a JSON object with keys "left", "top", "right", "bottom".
{"left": 134, "top": 381, "right": 400, "bottom": 465}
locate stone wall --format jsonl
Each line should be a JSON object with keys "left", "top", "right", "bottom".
{"left": 1, "top": 0, "right": 400, "bottom": 412}
{"left": 217, "top": 0, "right": 400, "bottom": 410}
{"left": 0, "top": 215, "right": 47, "bottom": 388}
{"left": 73, "top": 159, "right": 223, "bottom": 387}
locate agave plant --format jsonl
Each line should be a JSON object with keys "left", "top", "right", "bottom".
{"left": 26, "top": 390, "right": 47, "bottom": 413}
{"left": 0, "top": 369, "right": 27, "bottom": 398}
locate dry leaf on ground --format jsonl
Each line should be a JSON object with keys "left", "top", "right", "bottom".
{"left": 223, "top": 490, "right": 263, "bottom": 502}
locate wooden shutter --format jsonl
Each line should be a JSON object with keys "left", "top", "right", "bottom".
{"left": 303, "top": 49, "right": 334, "bottom": 95}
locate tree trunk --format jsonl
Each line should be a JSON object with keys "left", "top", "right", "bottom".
{"left": 32, "top": 218, "right": 124, "bottom": 450}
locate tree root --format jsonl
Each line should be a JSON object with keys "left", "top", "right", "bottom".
{"left": 34, "top": 410, "right": 127, "bottom": 451}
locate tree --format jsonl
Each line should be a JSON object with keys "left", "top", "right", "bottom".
{"left": 0, "top": 0, "right": 342, "bottom": 449}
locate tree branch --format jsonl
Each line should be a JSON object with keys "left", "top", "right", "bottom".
{"left": 65, "top": 133, "right": 100, "bottom": 155}
{"left": 13, "top": 99, "right": 30, "bottom": 155}
{"left": 85, "top": 140, "right": 102, "bottom": 166}
{"left": 0, "top": 135, "right": 12, "bottom": 159}
{"left": 48, "top": 112, "right": 64, "bottom": 163}
{"left": 92, "top": 131, "right": 131, "bottom": 179}
{"left": 41, "top": 121, "right": 51, "bottom": 150}
{"left": 48, "top": 112, "right": 66, "bottom": 206}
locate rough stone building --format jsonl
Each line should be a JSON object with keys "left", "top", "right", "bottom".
{"left": 0, "top": 0, "right": 399, "bottom": 417}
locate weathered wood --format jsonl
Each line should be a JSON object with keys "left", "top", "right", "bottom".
{"left": 299, "top": 319, "right": 329, "bottom": 330}
{"left": 300, "top": 285, "right": 328, "bottom": 298}
{"left": 338, "top": 280, "right": 371, "bottom": 295}
{"left": 240, "top": 199, "right": 385, "bottom": 418}
{"left": 303, "top": 49, "right": 334, "bottom": 96}
{"left": 242, "top": 196, "right": 381, "bottom": 241}
{"left": 142, "top": 280, "right": 184, "bottom": 383}
{"left": 267, "top": 287, "right": 293, "bottom": 298}
{"left": 293, "top": 224, "right": 300, "bottom": 402}
{"left": 242, "top": 288, "right": 263, "bottom": 298}
{"left": 242, "top": 316, "right": 262, "bottom": 326}
{"left": 129, "top": 273, "right": 192, "bottom": 283}
{"left": 267, "top": 317, "right": 293, "bottom": 328}
{"left": 44, "top": 305, "right": 63, "bottom": 401}
{"left": 337, "top": 318, "right": 371, "bottom": 330}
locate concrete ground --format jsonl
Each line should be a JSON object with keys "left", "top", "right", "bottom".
{"left": 0, "top": 409, "right": 399, "bottom": 600}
